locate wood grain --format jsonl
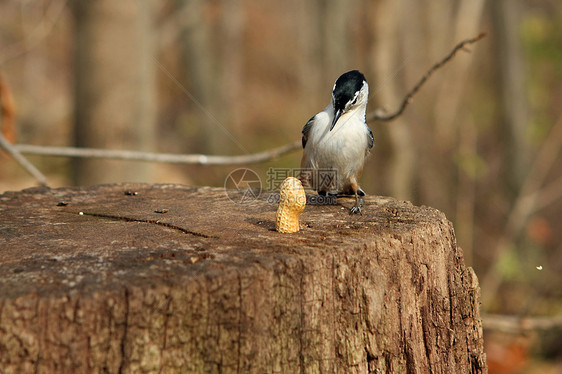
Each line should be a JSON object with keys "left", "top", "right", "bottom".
{"left": 0, "top": 183, "right": 487, "bottom": 373}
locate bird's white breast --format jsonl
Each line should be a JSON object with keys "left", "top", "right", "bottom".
{"left": 303, "top": 107, "right": 370, "bottom": 192}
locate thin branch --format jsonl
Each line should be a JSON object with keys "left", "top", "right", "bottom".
{"left": 0, "top": 134, "right": 47, "bottom": 186}
{"left": 482, "top": 313, "right": 562, "bottom": 334}
{"left": 367, "top": 32, "right": 487, "bottom": 122}
{"left": 13, "top": 141, "right": 302, "bottom": 166}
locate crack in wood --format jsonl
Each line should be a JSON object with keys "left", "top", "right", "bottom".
{"left": 118, "top": 287, "right": 129, "bottom": 374}
{"left": 79, "top": 212, "right": 216, "bottom": 238}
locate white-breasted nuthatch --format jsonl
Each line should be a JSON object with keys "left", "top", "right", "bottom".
{"left": 300, "top": 70, "right": 373, "bottom": 214}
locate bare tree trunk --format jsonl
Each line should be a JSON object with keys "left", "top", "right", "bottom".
{"left": 177, "top": 0, "right": 244, "bottom": 155}
{"left": 491, "top": 0, "right": 529, "bottom": 189}
{"left": 429, "top": 0, "right": 485, "bottom": 252}
{"left": 176, "top": 0, "right": 217, "bottom": 153}
{"left": 296, "top": 0, "right": 323, "bottom": 110}
{"left": 72, "top": 0, "right": 156, "bottom": 185}
{"left": 371, "top": 0, "right": 415, "bottom": 201}
{"left": 219, "top": 0, "right": 244, "bottom": 134}
{"left": 455, "top": 117, "right": 478, "bottom": 265}
{"left": 320, "top": 0, "right": 354, "bottom": 79}
{"left": 433, "top": 0, "right": 486, "bottom": 146}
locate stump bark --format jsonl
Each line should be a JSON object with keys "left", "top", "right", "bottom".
{"left": 0, "top": 183, "right": 487, "bottom": 373}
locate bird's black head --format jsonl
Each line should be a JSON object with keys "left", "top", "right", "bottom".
{"left": 330, "top": 70, "right": 367, "bottom": 131}
{"left": 332, "top": 70, "right": 367, "bottom": 112}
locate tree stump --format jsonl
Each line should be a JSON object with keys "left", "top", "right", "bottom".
{"left": 0, "top": 183, "right": 487, "bottom": 373}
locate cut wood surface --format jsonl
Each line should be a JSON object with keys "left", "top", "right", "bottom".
{"left": 0, "top": 183, "right": 487, "bottom": 373}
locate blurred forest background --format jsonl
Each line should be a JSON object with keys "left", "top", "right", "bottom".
{"left": 1, "top": 0, "right": 562, "bottom": 372}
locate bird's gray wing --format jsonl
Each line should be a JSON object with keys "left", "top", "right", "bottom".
{"left": 301, "top": 115, "right": 316, "bottom": 148}
{"left": 367, "top": 126, "right": 374, "bottom": 150}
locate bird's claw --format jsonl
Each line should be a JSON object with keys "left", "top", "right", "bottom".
{"left": 349, "top": 206, "right": 362, "bottom": 215}
{"left": 349, "top": 200, "right": 363, "bottom": 215}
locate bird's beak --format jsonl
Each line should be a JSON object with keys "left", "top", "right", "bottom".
{"left": 330, "top": 109, "right": 342, "bottom": 131}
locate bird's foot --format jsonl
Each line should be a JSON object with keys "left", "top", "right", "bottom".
{"left": 349, "top": 206, "right": 362, "bottom": 215}
{"left": 349, "top": 198, "right": 364, "bottom": 215}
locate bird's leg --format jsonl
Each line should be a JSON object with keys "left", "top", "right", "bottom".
{"left": 349, "top": 191, "right": 363, "bottom": 215}
{"left": 348, "top": 179, "right": 363, "bottom": 215}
